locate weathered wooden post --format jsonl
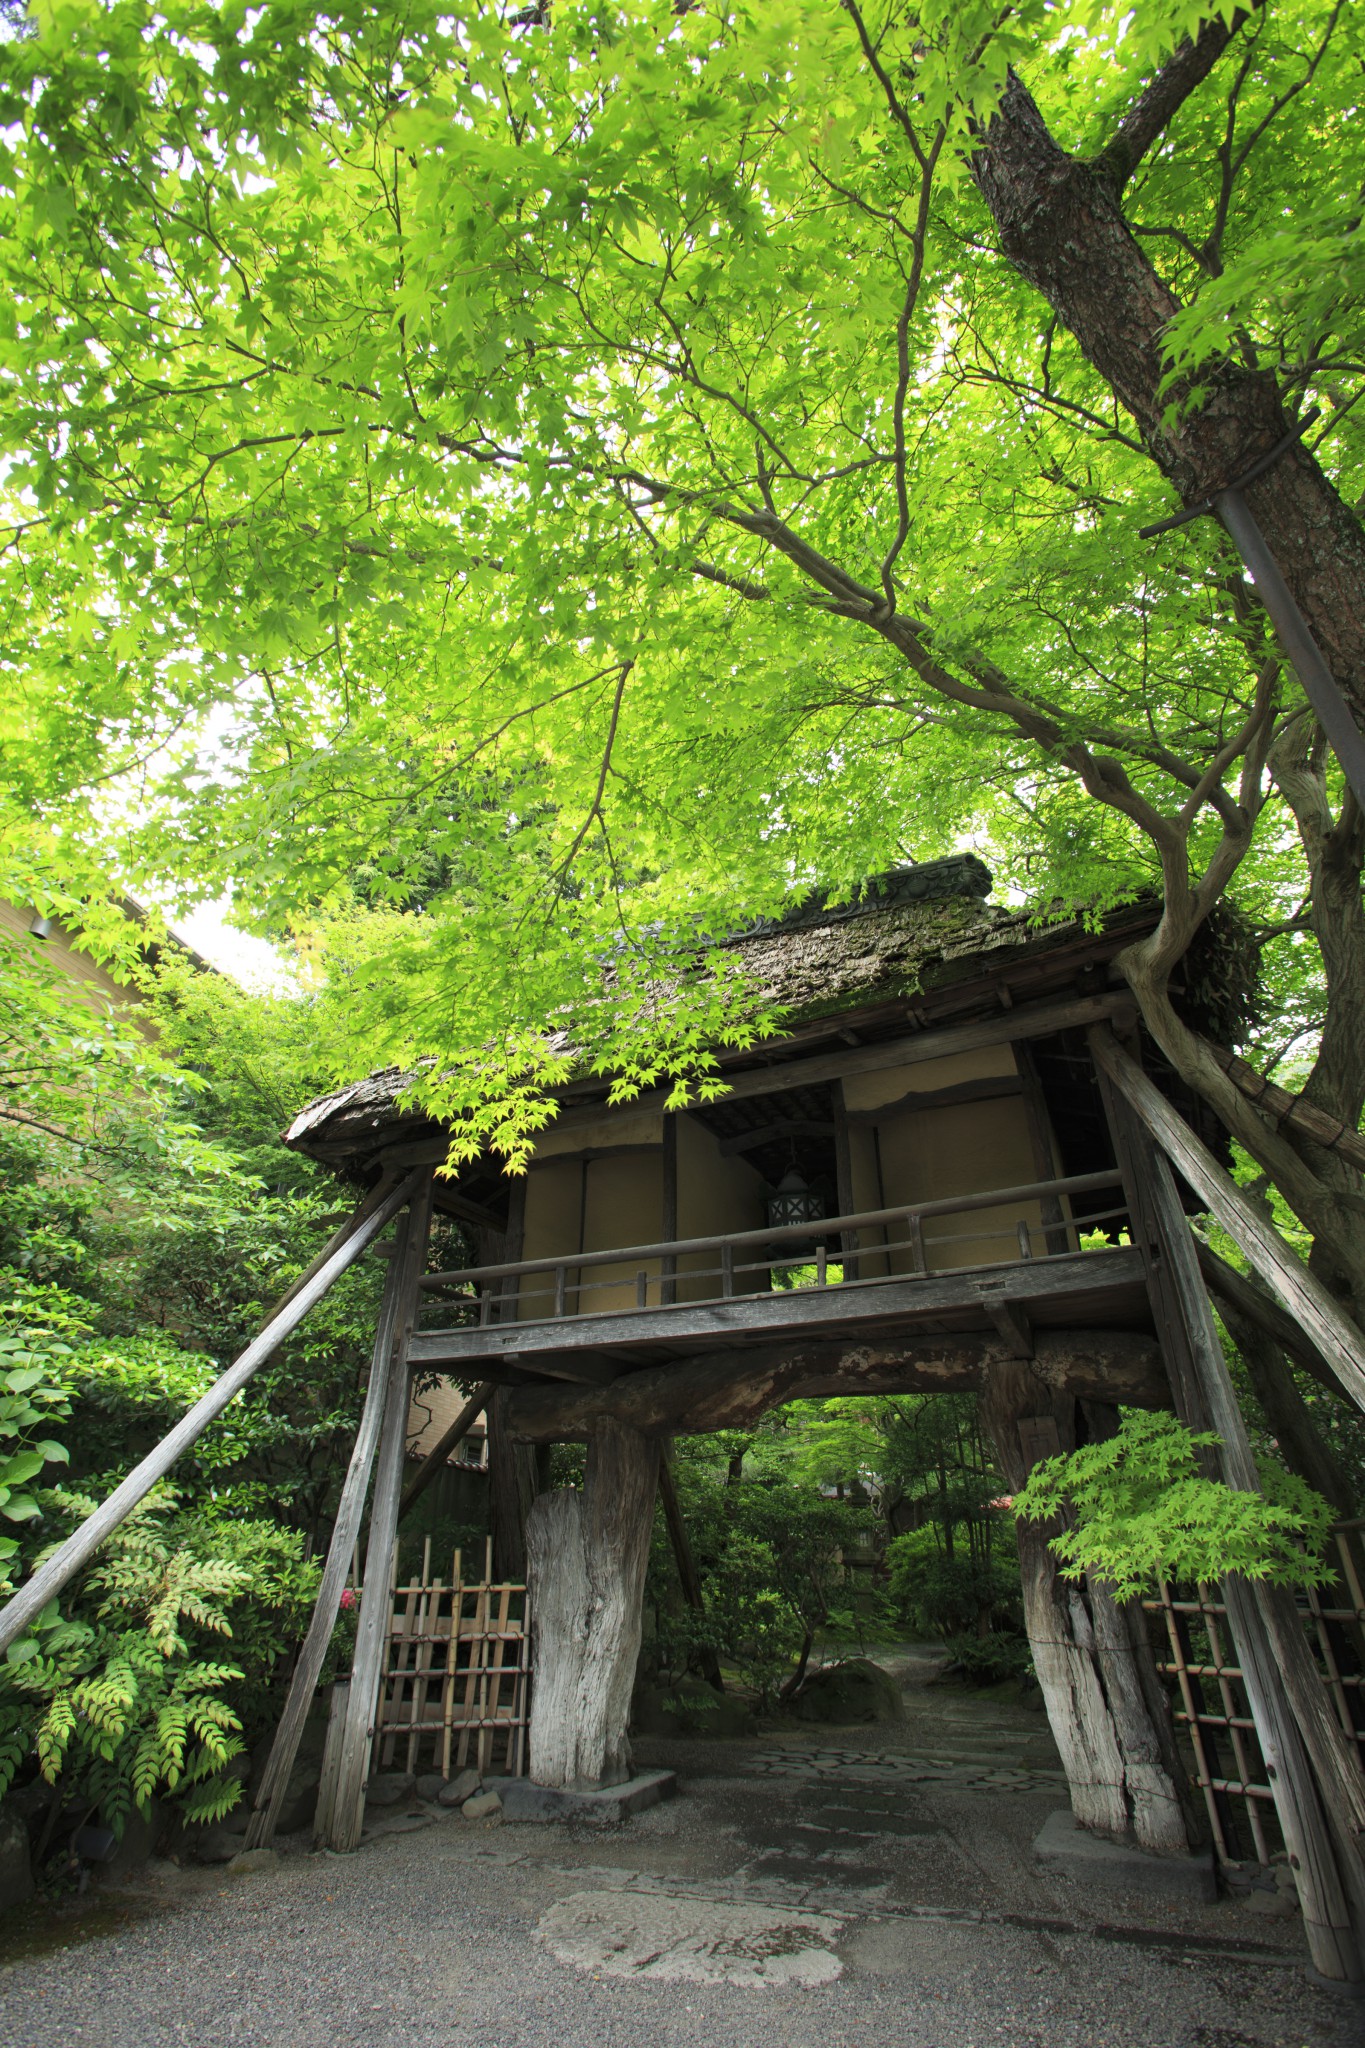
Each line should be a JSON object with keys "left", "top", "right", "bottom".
{"left": 525, "top": 1419, "right": 661, "bottom": 1789}
{"left": 1093, "top": 1028, "right": 1365, "bottom": 1982}
{"left": 980, "top": 1359, "right": 1197, "bottom": 1855}
{"left": 244, "top": 1212, "right": 414, "bottom": 1849}
{"left": 321, "top": 1171, "right": 436, "bottom": 1852}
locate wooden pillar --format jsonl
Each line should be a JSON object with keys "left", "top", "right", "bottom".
{"left": 525, "top": 1419, "right": 661, "bottom": 1789}
{"left": 1140, "top": 1145, "right": 1365, "bottom": 1978}
{"left": 244, "top": 1211, "right": 413, "bottom": 1849}
{"left": 1095, "top": 1046, "right": 1365, "bottom": 1980}
{"left": 981, "top": 1360, "right": 1196, "bottom": 1855}
{"left": 832, "top": 1082, "right": 859, "bottom": 1282}
{"left": 660, "top": 1113, "right": 678, "bottom": 1307}
{"left": 321, "top": 1172, "right": 436, "bottom": 1854}
{"left": 1014, "top": 1042, "right": 1070, "bottom": 1256}
{"left": 489, "top": 1385, "right": 540, "bottom": 1583}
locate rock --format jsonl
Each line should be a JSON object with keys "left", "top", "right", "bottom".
{"left": 494, "top": 1771, "right": 676, "bottom": 1825}
{"left": 415, "top": 1773, "right": 447, "bottom": 1803}
{"left": 1245, "top": 1866, "right": 1300, "bottom": 1917}
{"left": 226, "top": 1847, "right": 278, "bottom": 1876}
{"left": 100, "top": 1802, "right": 164, "bottom": 1882}
{"left": 438, "top": 1769, "right": 483, "bottom": 1807}
{"left": 788, "top": 1658, "right": 903, "bottom": 1726}
{"left": 0, "top": 1804, "right": 34, "bottom": 1913}
{"left": 365, "top": 1771, "right": 416, "bottom": 1808}
{"left": 273, "top": 1759, "right": 321, "bottom": 1835}
{"left": 632, "top": 1678, "right": 754, "bottom": 1740}
{"left": 192, "top": 1828, "right": 243, "bottom": 1866}
{"left": 461, "top": 1792, "right": 502, "bottom": 1822}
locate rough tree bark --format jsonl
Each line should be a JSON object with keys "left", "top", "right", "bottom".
{"left": 967, "top": 44, "right": 1365, "bottom": 1314}
{"left": 525, "top": 1420, "right": 661, "bottom": 1789}
{"left": 503, "top": 1330, "right": 1168, "bottom": 1444}
{"left": 971, "top": 59, "right": 1365, "bottom": 732}
{"left": 980, "top": 1360, "right": 1198, "bottom": 1855}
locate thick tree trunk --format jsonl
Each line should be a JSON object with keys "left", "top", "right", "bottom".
{"left": 525, "top": 1420, "right": 661, "bottom": 1789}
{"left": 981, "top": 1361, "right": 1197, "bottom": 1854}
{"left": 971, "top": 69, "right": 1365, "bottom": 732}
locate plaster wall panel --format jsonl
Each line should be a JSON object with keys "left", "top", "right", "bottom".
{"left": 675, "top": 1113, "right": 769, "bottom": 1301}
{"left": 531, "top": 1108, "right": 665, "bottom": 1157}
{"left": 844, "top": 1047, "right": 1054, "bottom": 1273}
{"left": 517, "top": 1157, "right": 585, "bottom": 1319}
{"left": 578, "top": 1150, "right": 665, "bottom": 1315}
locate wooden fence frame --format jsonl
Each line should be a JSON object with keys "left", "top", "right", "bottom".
{"left": 372, "top": 1537, "right": 530, "bottom": 1781}
{"left": 1144, "top": 1519, "right": 1365, "bottom": 1867}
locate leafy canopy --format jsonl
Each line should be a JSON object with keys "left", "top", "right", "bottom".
{"left": 0, "top": 0, "right": 1359, "bottom": 1151}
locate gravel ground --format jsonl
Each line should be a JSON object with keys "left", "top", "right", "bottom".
{"left": 1, "top": 1654, "right": 1358, "bottom": 2048}
{"left": 2, "top": 1769, "right": 1358, "bottom": 2039}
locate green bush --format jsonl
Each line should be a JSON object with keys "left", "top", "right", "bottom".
{"left": 1014, "top": 1410, "right": 1334, "bottom": 1599}
{"left": 886, "top": 1528, "right": 1021, "bottom": 1638}
{"left": 0, "top": 1485, "right": 320, "bottom": 1837}
{"left": 941, "top": 1632, "right": 1033, "bottom": 1686}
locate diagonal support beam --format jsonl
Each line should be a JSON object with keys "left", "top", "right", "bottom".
{"left": 244, "top": 1211, "right": 415, "bottom": 1850}
{"left": 0, "top": 1170, "right": 421, "bottom": 1658}
{"left": 323, "top": 1172, "right": 436, "bottom": 1853}
{"left": 1089, "top": 1027, "right": 1365, "bottom": 1416}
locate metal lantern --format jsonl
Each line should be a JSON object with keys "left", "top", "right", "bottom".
{"left": 767, "top": 1166, "right": 825, "bottom": 1233}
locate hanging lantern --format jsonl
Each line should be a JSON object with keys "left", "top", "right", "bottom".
{"left": 767, "top": 1166, "right": 825, "bottom": 1233}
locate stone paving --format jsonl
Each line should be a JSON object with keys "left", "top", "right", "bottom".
{"left": 746, "top": 1745, "right": 1069, "bottom": 1794}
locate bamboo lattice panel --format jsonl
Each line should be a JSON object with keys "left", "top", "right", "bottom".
{"left": 373, "top": 1538, "right": 530, "bottom": 1780}
{"left": 1142, "top": 1517, "right": 1365, "bottom": 1866}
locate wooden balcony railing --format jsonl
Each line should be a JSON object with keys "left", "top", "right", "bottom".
{"left": 417, "top": 1168, "right": 1126, "bottom": 1328}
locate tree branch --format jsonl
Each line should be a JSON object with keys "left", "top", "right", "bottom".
{"left": 1091, "top": 8, "right": 1259, "bottom": 193}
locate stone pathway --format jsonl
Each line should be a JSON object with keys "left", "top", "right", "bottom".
{"left": 746, "top": 1746, "right": 1069, "bottom": 1794}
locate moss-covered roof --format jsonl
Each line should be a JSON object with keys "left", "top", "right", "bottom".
{"left": 284, "top": 859, "right": 1172, "bottom": 1169}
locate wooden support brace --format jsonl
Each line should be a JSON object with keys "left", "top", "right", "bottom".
{"left": 244, "top": 1214, "right": 414, "bottom": 1849}
{"left": 1140, "top": 1142, "right": 1365, "bottom": 1978}
{"left": 0, "top": 1171, "right": 421, "bottom": 1658}
{"left": 1089, "top": 1027, "right": 1365, "bottom": 1416}
{"left": 1204, "top": 1038, "right": 1365, "bottom": 1177}
{"left": 323, "top": 1173, "right": 436, "bottom": 1853}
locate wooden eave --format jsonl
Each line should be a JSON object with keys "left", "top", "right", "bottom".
{"left": 283, "top": 896, "right": 1163, "bottom": 1187}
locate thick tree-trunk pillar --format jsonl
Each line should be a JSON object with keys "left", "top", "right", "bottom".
{"left": 525, "top": 1420, "right": 660, "bottom": 1789}
{"left": 982, "top": 1360, "right": 1196, "bottom": 1854}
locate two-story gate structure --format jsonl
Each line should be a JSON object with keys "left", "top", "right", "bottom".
{"left": 5, "top": 858, "right": 1362, "bottom": 1983}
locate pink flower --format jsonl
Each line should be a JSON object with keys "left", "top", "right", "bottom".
{"left": 340, "top": 1589, "right": 357, "bottom": 1610}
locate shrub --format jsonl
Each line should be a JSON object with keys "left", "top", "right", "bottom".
{"left": 886, "top": 1529, "right": 1021, "bottom": 1638}
{"left": 941, "top": 1631, "right": 1033, "bottom": 1686}
{"left": 0, "top": 1485, "right": 320, "bottom": 1836}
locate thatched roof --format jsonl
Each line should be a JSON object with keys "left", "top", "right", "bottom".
{"left": 284, "top": 858, "right": 1189, "bottom": 1173}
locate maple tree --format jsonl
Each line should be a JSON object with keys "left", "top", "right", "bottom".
{"left": 0, "top": 0, "right": 1361, "bottom": 1309}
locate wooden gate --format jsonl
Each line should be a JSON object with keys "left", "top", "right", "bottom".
{"left": 372, "top": 1538, "right": 530, "bottom": 1779}
{"left": 1143, "top": 1517, "right": 1365, "bottom": 1865}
